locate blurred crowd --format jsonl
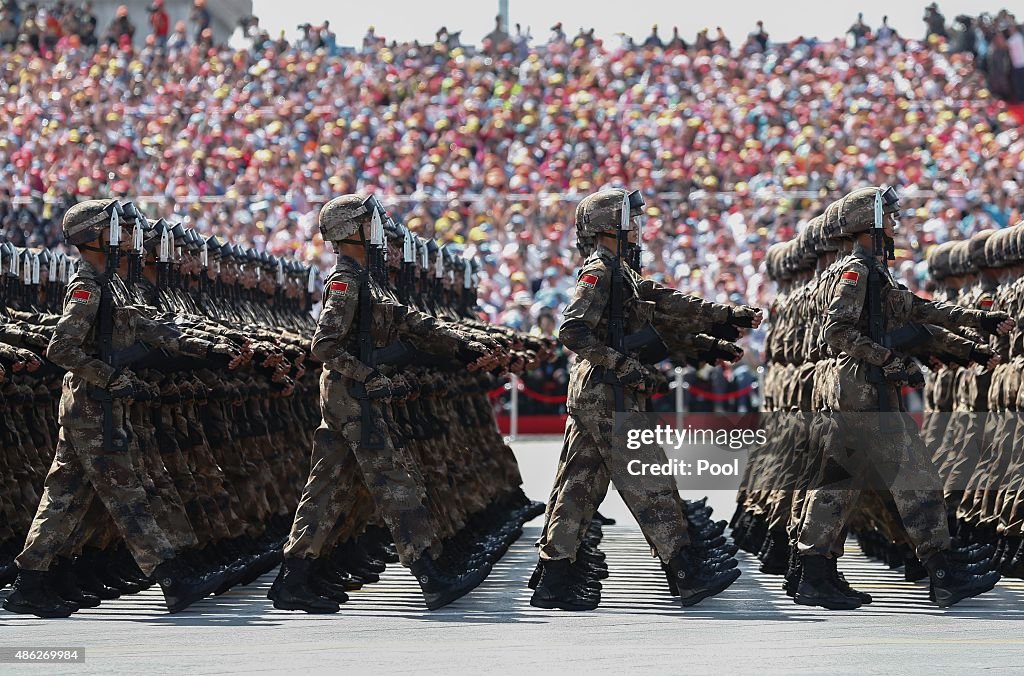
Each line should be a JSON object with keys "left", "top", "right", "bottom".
{"left": 1, "top": 2, "right": 1023, "bottom": 369}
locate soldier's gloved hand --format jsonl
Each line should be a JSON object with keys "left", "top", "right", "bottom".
{"left": 712, "top": 342, "right": 744, "bottom": 365}
{"left": 979, "top": 311, "right": 1014, "bottom": 335}
{"left": 969, "top": 345, "right": 999, "bottom": 370}
{"left": 905, "top": 359, "right": 925, "bottom": 387}
{"left": 207, "top": 342, "right": 244, "bottom": 370}
{"left": 390, "top": 374, "right": 410, "bottom": 398}
{"left": 107, "top": 370, "right": 136, "bottom": 399}
{"left": 881, "top": 355, "right": 908, "bottom": 385}
{"left": 728, "top": 305, "right": 763, "bottom": 329}
{"left": 363, "top": 372, "right": 393, "bottom": 400}
{"left": 614, "top": 354, "right": 645, "bottom": 387}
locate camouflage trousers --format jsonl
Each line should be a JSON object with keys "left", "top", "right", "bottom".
{"left": 284, "top": 373, "right": 434, "bottom": 565}
{"left": 539, "top": 411, "right": 689, "bottom": 563}
{"left": 17, "top": 411, "right": 176, "bottom": 576}
{"left": 798, "top": 413, "right": 949, "bottom": 562}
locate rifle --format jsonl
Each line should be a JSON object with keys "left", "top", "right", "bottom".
{"left": 96, "top": 201, "right": 124, "bottom": 452}
{"left": 865, "top": 188, "right": 893, "bottom": 415}
{"left": 351, "top": 196, "right": 388, "bottom": 450}
{"left": 606, "top": 193, "right": 631, "bottom": 413}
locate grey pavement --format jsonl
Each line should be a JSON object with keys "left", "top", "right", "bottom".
{"left": 1, "top": 438, "right": 1023, "bottom": 674}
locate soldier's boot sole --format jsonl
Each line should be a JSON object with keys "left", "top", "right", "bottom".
{"left": 793, "top": 591, "right": 862, "bottom": 611}
{"left": 422, "top": 570, "right": 488, "bottom": 611}
{"left": 678, "top": 569, "right": 742, "bottom": 607}
{"left": 2, "top": 596, "right": 74, "bottom": 619}
{"left": 529, "top": 592, "right": 600, "bottom": 611}
{"left": 932, "top": 575, "right": 1000, "bottom": 608}
{"left": 271, "top": 598, "right": 340, "bottom": 614}
{"left": 161, "top": 575, "right": 225, "bottom": 614}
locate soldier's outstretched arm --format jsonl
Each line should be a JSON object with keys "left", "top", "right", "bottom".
{"left": 134, "top": 315, "right": 219, "bottom": 359}
{"left": 909, "top": 295, "right": 1011, "bottom": 335}
{"left": 558, "top": 260, "right": 621, "bottom": 368}
{"left": 45, "top": 280, "right": 116, "bottom": 386}
{"left": 821, "top": 260, "right": 890, "bottom": 366}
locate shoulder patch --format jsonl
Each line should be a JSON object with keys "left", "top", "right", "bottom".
{"left": 329, "top": 281, "right": 349, "bottom": 294}
{"left": 979, "top": 296, "right": 994, "bottom": 310}
{"left": 840, "top": 271, "right": 860, "bottom": 286}
{"left": 70, "top": 289, "right": 93, "bottom": 303}
{"left": 579, "top": 273, "right": 599, "bottom": 288}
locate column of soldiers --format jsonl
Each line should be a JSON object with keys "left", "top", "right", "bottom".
{"left": 0, "top": 195, "right": 548, "bottom": 618}
{"left": 734, "top": 186, "right": 1014, "bottom": 609}
{"left": 530, "top": 188, "right": 763, "bottom": 611}
{"left": 924, "top": 227, "right": 1024, "bottom": 579}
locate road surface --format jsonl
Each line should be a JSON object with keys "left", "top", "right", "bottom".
{"left": 1, "top": 438, "right": 1022, "bottom": 674}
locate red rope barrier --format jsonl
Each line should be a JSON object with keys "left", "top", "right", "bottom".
{"left": 684, "top": 383, "right": 756, "bottom": 402}
{"left": 492, "top": 381, "right": 757, "bottom": 403}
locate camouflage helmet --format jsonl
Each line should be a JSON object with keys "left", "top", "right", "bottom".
{"left": 62, "top": 199, "right": 119, "bottom": 246}
{"left": 925, "top": 241, "right": 955, "bottom": 281}
{"left": 319, "top": 193, "right": 381, "bottom": 242}
{"left": 829, "top": 186, "right": 901, "bottom": 238}
{"left": 968, "top": 229, "right": 996, "bottom": 270}
{"left": 985, "top": 228, "right": 1008, "bottom": 268}
{"left": 1013, "top": 222, "right": 1024, "bottom": 265}
{"left": 575, "top": 188, "right": 644, "bottom": 237}
{"left": 949, "top": 240, "right": 974, "bottom": 276}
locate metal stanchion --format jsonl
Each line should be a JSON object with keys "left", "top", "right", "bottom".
{"left": 509, "top": 374, "right": 520, "bottom": 441}
{"left": 674, "top": 367, "right": 685, "bottom": 430}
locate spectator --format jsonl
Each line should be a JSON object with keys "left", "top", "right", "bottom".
{"left": 847, "top": 12, "right": 870, "bottom": 47}
{"left": 666, "top": 26, "right": 687, "bottom": 51}
{"left": 319, "top": 21, "right": 335, "bottom": 55}
{"left": 148, "top": 0, "right": 169, "bottom": 47}
{"left": 104, "top": 4, "right": 133, "bottom": 48}
{"left": 166, "top": 19, "right": 187, "bottom": 50}
{"left": 924, "top": 2, "right": 947, "bottom": 39}
{"left": 75, "top": 1, "right": 97, "bottom": 48}
{"left": 747, "top": 20, "right": 768, "bottom": 53}
{"left": 875, "top": 16, "right": 900, "bottom": 47}
{"left": 643, "top": 24, "right": 663, "bottom": 49}
{"left": 362, "top": 25, "right": 377, "bottom": 53}
{"left": 548, "top": 21, "right": 565, "bottom": 44}
{"left": 483, "top": 14, "right": 508, "bottom": 54}
{"left": 189, "top": 0, "right": 209, "bottom": 44}
{"left": 1009, "top": 24, "right": 1024, "bottom": 102}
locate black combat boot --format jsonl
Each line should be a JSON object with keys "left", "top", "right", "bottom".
{"left": 410, "top": 553, "right": 484, "bottom": 610}
{"left": 829, "top": 558, "right": 872, "bottom": 604}
{"left": 267, "top": 558, "right": 339, "bottom": 613}
{"left": 529, "top": 558, "right": 600, "bottom": 611}
{"left": 925, "top": 551, "right": 1000, "bottom": 608}
{"left": 73, "top": 552, "right": 120, "bottom": 600}
{"left": 1000, "top": 538, "right": 1024, "bottom": 578}
{"left": 2, "top": 569, "right": 75, "bottom": 618}
{"left": 793, "top": 555, "right": 861, "bottom": 610}
{"left": 667, "top": 548, "right": 741, "bottom": 607}
{"left": 759, "top": 529, "right": 790, "bottom": 575}
{"left": 153, "top": 557, "right": 227, "bottom": 614}
{"left": 52, "top": 557, "right": 101, "bottom": 610}
{"left": 903, "top": 554, "right": 928, "bottom": 583}
{"left": 592, "top": 511, "right": 616, "bottom": 526}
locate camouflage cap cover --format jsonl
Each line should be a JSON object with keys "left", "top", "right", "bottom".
{"left": 575, "top": 188, "right": 630, "bottom": 237}
{"left": 62, "top": 198, "right": 118, "bottom": 245}
{"left": 319, "top": 193, "right": 373, "bottom": 242}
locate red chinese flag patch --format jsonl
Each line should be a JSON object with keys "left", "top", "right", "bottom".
{"left": 579, "top": 273, "right": 599, "bottom": 289}
{"left": 329, "top": 281, "right": 349, "bottom": 294}
{"left": 840, "top": 271, "right": 860, "bottom": 286}
{"left": 70, "top": 289, "right": 92, "bottom": 303}
{"left": 980, "top": 297, "right": 994, "bottom": 310}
